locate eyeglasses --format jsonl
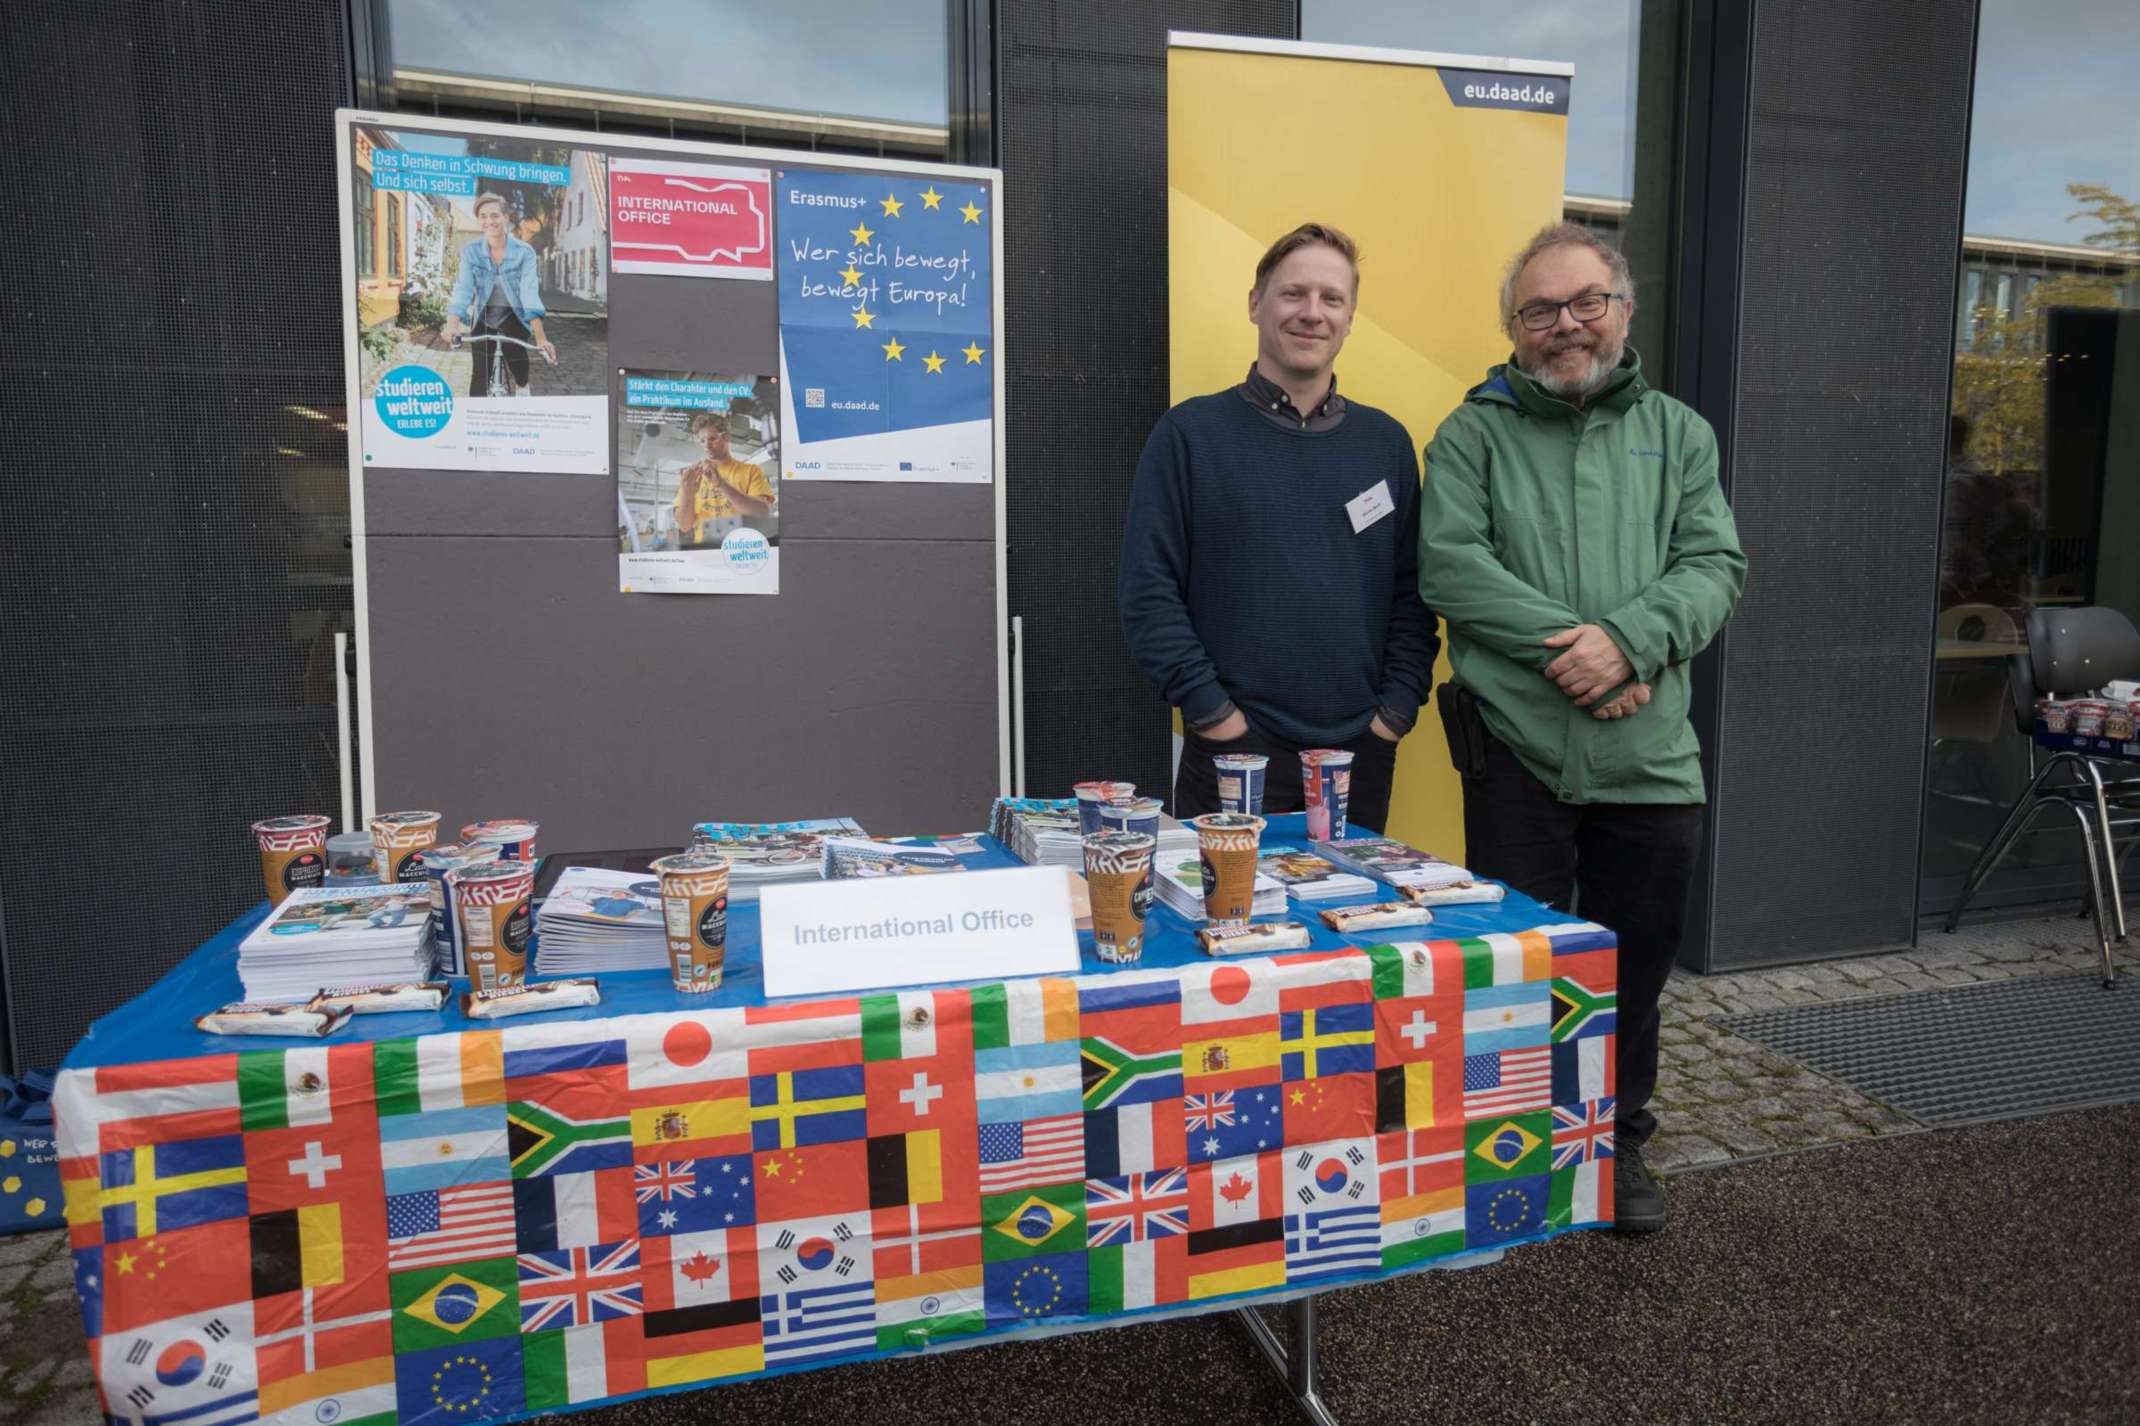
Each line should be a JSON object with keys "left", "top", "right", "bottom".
{"left": 1514, "top": 292, "right": 1623, "bottom": 331}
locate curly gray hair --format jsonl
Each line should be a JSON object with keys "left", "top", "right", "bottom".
{"left": 1499, "top": 222, "right": 1635, "bottom": 329}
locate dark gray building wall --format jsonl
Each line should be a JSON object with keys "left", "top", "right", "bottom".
{"left": 1691, "top": 0, "right": 1978, "bottom": 968}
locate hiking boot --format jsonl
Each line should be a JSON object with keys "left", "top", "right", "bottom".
{"left": 1613, "top": 1143, "right": 1665, "bottom": 1233}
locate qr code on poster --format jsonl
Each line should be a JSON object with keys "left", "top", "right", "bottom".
{"left": 805, "top": 388, "right": 825, "bottom": 408}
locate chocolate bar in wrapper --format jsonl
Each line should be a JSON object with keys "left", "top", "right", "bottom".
{"left": 1196, "top": 920, "right": 1311, "bottom": 956}
{"left": 197, "top": 1001, "right": 353, "bottom": 1038}
{"left": 462, "top": 978, "right": 602, "bottom": 1020}
{"left": 310, "top": 982, "right": 450, "bottom": 1015}
{"left": 1319, "top": 901, "right": 1433, "bottom": 932}
{"left": 1401, "top": 879, "right": 1506, "bottom": 906}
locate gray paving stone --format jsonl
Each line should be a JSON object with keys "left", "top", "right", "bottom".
{"left": 1650, "top": 1133, "right": 1731, "bottom": 1171}
{"left": 0, "top": 1232, "right": 52, "bottom": 1272}
{"left": 27, "top": 1257, "right": 71, "bottom": 1293}
{"left": 20, "top": 1390, "right": 103, "bottom": 1426}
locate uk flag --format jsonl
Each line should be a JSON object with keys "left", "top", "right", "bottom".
{"left": 1085, "top": 1169, "right": 1189, "bottom": 1247}
{"left": 1550, "top": 1098, "right": 1615, "bottom": 1169}
{"left": 518, "top": 1240, "right": 644, "bottom": 1331}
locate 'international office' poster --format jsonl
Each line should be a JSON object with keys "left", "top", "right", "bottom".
{"left": 351, "top": 126, "right": 610, "bottom": 473}
{"left": 610, "top": 158, "right": 774, "bottom": 280}
{"left": 775, "top": 170, "right": 993, "bottom": 483}
{"left": 616, "top": 369, "right": 781, "bottom": 595}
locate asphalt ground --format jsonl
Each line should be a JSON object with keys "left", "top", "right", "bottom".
{"left": 555, "top": 1103, "right": 2140, "bottom": 1426}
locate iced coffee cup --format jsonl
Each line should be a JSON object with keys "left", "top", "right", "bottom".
{"left": 454, "top": 859, "right": 536, "bottom": 992}
{"left": 649, "top": 850, "right": 732, "bottom": 994}
{"left": 369, "top": 810, "right": 442, "bottom": 885}
{"left": 1213, "top": 753, "right": 1269, "bottom": 816}
{"left": 1073, "top": 781, "right": 1137, "bottom": 838}
{"left": 251, "top": 815, "right": 331, "bottom": 904}
{"left": 1190, "top": 812, "right": 1266, "bottom": 929}
{"left": 462, "top": 819, "right": 539, "bottom": 863}
{"left": 419, "top": 843, "right": 489, "bottom": 977}
{"left": 1300, "top": 750, "right": 1356, "bottom": 842}
{"left": 1083, "top": 831, "right": 1157, "bottom": 965}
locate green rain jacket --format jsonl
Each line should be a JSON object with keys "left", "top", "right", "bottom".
{"left": 1418, "top": 351, "right": 1747, "bottom": 804}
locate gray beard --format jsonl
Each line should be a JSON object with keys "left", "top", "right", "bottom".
{"left": 1520, "top": 332, "right": 1625, "bottom": 400}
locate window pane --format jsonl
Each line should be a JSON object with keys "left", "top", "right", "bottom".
{"left": 1921, "top": 0, "right": 2140, "bottom": 916}
{"left": 382, "top": 0, "right": 949, "bottom": 156}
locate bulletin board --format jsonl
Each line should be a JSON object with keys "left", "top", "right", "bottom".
{"left": 335, "top": 110, "right": 1006, "bottom": 850}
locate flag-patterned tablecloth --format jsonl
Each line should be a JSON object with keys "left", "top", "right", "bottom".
{"left": 55, "top": 833, "right": 1617, "bottom": 1426}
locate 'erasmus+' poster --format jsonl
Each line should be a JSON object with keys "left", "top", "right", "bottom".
{"left": 352, "top": 126, "right": 610, "bottom": 473}
{"left": 775, "top": 170, "right": 993, "bottom": 483}
{"left": 616, "top": 370, "right": 781, "bottom": 595}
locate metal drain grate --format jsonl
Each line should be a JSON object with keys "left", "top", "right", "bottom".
{"left": 1720, "top": 974, "right": 2140, "bottom": 1128}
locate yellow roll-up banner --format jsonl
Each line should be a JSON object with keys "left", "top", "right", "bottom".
{"left": 1166, "top": 34, "right": 1572, "bottom": 856}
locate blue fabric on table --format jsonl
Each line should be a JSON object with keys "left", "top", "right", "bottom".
{"left": 65, "top": 813, "right": 1560, "bottom": 1069}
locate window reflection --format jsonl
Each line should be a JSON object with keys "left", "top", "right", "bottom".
{"left": 1923, "top": 0, "right": 2140, "bottom": 914}
{"left": 380, "top": 0, "right": 950, "bottom": 156}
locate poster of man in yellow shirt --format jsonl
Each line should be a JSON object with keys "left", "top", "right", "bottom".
{"left": 616, "top": 370, "right": 781, "bottom": 594}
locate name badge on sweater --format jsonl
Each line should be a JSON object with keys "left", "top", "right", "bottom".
{"left": 1345, "top": 480, "right": 1395, "bottom": 534}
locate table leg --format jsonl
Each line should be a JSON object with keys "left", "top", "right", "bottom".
{"left": 1235, "top": 1296, "right": 1341, "bottom": 1426}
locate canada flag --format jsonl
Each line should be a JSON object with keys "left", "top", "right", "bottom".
{"left": 1185, "top": 1150, "right": 1284, "bottom": 1301}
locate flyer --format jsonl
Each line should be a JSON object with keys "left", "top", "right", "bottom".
{"left": 351, "top": 126, "right": 610, "bottom": 473}
{"left": 775, "top": 170, "right": 993, "bottom": 483}
{"left": 610, "top": 158, "right": 774, "bottom": 279}
{"left": 616, "top": 369, "right": 781, "bottom": 595}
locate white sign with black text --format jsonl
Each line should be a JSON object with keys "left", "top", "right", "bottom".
{"left": 758, "top": 865, "right": 1079, "bottom": 998}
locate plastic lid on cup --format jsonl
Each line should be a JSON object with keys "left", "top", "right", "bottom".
{"left": 1082, "top": 831, "right": 1156, "bottom": 856}
{"left": 463, "top": 819, "right": 538, "bottom": 843}
{"left": 649, "top": 850, "right": 732, "bottom": 876}
{"left": 253, "top": 814, "right": 332, "bottom": 835}
{"left": 1212, "top": 753, "right": 1268, "bottom": 771}
{"left": 1073, "top": 780, "right": 1137, "bottom": 802}
{"left": 453, "top": 858, "right": 535, "bottom": 888}
{"left": 1299, "top": 749, "right": 1355, "bottom": 767}
{"left": 1189, "top": 812, "right": 1266, "bottom": 832}
{"left": 371, "top": 810, "right": 442, "bottom": 828}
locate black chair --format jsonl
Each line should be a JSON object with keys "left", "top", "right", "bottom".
{"left": 1944, "top": 606, "right": 2140, "bottom": 985}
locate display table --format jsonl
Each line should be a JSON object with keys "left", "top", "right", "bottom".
{"left": 55, "top": 815, "right": 1618, "bottom": 1426}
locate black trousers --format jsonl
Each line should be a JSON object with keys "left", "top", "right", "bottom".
{"left": 469, "top": 312, "right": 532, "bottom": 395}
{"left": 1173, "top": 721, "right": 1399, "bottom": 833}
{"left": 1460, "top": 736, "right": 1703, "bottom": 1150}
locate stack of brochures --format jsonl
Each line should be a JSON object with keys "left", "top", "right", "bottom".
{"left": 1153, "top": 853, "right": 1286, "bottom": 923}
{"left": 1257, "top": 847, "right": 1376, "bottom": 902}
{"left": 535, "top": 867, "right": 668, "bottom": 973}
{"left": 690, "top": 817, "right": 866, "bottom": 901}
{"left": 821, "top": 835, "right": 991, "bottom": 879}
{"left": 990, "top": 798, "right": 1202, "bottom": 874}
{"left": 989, "top": 798, "right": 1082, "bottom": 867}
{"left": 237, "top": 883, "right": 437, "bottom": 1003}
{"left": 1310, "top": 837, "right": 1477, "bottom": 892}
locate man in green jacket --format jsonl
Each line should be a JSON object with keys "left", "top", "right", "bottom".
{"left": 1419, "top": 222, "right": 1747, "bottom": 1233}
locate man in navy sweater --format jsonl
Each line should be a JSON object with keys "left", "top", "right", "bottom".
{"left": 1118, "top": 223, "right": 1438, "bottom": 829}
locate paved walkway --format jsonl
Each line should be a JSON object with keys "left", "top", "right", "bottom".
{"left": 4, "top": 911, "right": 2125, "bottom": 1423}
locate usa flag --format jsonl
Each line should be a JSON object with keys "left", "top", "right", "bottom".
{"left": 1085, "top": 1168, "right": 1188, "bottom": 1247}
{"left": 386, "top": 1182, "right": 515, "bottom": 1269}
{"left": 977, "top": 1115, "right": 1082, "bottom": 1193}
{"left": 1461, "top": 1048, "right": 1551, "bottom": 1118}
{"left": 518, "top": 1240, "right": 644, "bottom": 1331}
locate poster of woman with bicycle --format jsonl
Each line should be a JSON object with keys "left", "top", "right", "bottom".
{"left": 351, "top": 125, "right": 611, "bottom": 473}
{"left": 616, "top": 370, "right": 781, "bottom": 595}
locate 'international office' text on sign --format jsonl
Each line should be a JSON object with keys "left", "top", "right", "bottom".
{"left": 610, "top": 158, "right": 774, "bottom": 279}
{"left": 774, "top": 169, "right": 995, "bottom": 483}
{"left": 759, "top": 866, "right": 1075, "bottom": 997}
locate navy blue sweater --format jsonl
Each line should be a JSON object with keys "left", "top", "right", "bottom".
{"left": 1118, "top": 389, "right": 1439, "bottom": 747}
